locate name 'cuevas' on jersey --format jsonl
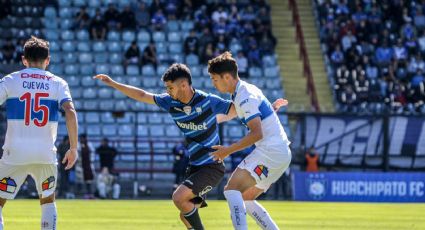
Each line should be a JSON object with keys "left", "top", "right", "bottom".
{"left": 154, "top": 90, "right": 231, "bottom": 166}
{"left": 0, "top": 68, "right": 72, "bottom": 165}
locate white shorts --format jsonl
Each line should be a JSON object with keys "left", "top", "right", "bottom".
{"left": 0, "top": 161, "right": 57, "bottom": 199}
{"left": 237, "top": 144, "right": 291, "bottom": 192}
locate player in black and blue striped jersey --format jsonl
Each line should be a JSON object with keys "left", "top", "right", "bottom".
{"left": 94, "top": 64, "right": 285, "bottom": 230}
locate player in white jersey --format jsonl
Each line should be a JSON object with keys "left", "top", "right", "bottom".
{"left": 0, "top": 36, "right": 78, "bottom": 230}
{"left": 208, "top": 52, "right": 291, "bottom": 230}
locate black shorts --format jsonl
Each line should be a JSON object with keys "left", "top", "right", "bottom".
{"left": 182, "top": 162, "right": 225, "bottom": 208}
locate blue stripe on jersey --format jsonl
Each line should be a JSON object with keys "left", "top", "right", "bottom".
{"left": 6, "top": 98, "right": 59, "bottom": 122}
{"left": 187, "top": 133, "right": 219, "bottom": 153}
{"left": 191, "top": 154, "right": 215, "bottom": 166}
{"left": 258, "top": 100, "right": 274, "bottom": 120}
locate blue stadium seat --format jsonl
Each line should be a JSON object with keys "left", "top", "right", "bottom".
{"left": 80, "top": 64, "right": 94, "bottom": 75}
{"left": 156, "top": 65, "right": 168, "bottom": 75}
{"left": 137, "top": 31, "right": 151, "bottom": 42}
{"left": 73, "top": 101, "right": 83, "bottom": 110}
{"left": 202, "top": 66, "right": 209, "bottom": 77}
{"left": 180, "top": 21, "right": 194, "bottom": 31}
{"left": 96, "top": 64, "right": 110, "bottom": 74}
{"left": 86, "top": 125, "right": 101, "bottom": 136}
{"left": 85, "top": 112, "right": 100, "bottom": 123}
{"left": 249, "top": 67, "right": 263, "bottom": 78}
{"left": 117, "top": 113, "right": 135, "bottom": 123}
{"left": 66, "top": 76, "right": 80, "bottom": 87}
{"left": 82, "top": 88, "right": 97, "bottom": 99}
{"left": 113, "top": 90, "right": 126, "bottom": 99}
{"left": 126, "top": 65, "right": 140, "bottom": 75}
{"left": 107, "top": 31, "right": 120, "bottom": 41}
{"left": 83, "top": 100, "right": 98, "bottom": 110}
{"left": 49, "top": 52, "right": 61, "bottom": 63}
{"left": 203, "top": 78, "right": 213, "bottom": 89}
{"left": 130, "top": 102, "right": 146, "bottom": 111}
{"left": 88, "top": 0, "right": 101, "bottom": 8}
{"left": 266, "top": 79, "right": 280, "bottom": 89}
{"left": 43, "top": 18, "right": 58, "bottom": 29}
{"left": 136, "top": 113, "right": 147, "bottom": 123}
{"left": 58, "top": 124, "right": 68, "bottom": 136}
{"left": 98, "top": 88, "right": 113, "bottom": 98}
{"left": 77, "top": 42, "right": 91, "bottom": 52}
{"left": 102, "top": 124, "right": 117, "bottom": 136}
{"left": 186, "top": 54, "right": 199, "bottom": 65}
{"left": 264, "top": 66, "right": 279, "bottom": 78}
{"left": 62, "top": 41, "right": 75, "bottom": 52}
{"left": 58, "top": 7, "right": 72, "bottom": 18}
{"left": 147, "top": 113, "right": 162, "bottom": 124}
{"left": 65, "top": 64, "right": 78, "bottom": 75}
{"left": 262, "top": 55, "right": 277, "bottom": 67}
{"left": 76, "top": 30, "right": 90, "bottom": 41}
{"left": 142, "top": 65, "right": 155, "bottom": 76}
{"left": 48, "top": 64, "right": 63, "bottom": 75}
{"left": 190, "top": 65, "right": 201, "bottom": 76}
{"left": 93, "top": 42, "right": 106, "bottom": 52}
{"left": 111, "top": 65, "right": 124, "bottom": 75}
{"left": 166, "top": 21, "right": 179, "bottom": 32}
{"left": 122, "top": 30, "right": 136, "bottom": 42}
{"left": 60, "top": 19, "right": 73, "bottom": 30}
{"left": 79, "top": 53, "right": 93, "bottom": 63}
{"left": 50, "top": 41, "right": 60, "bottom": 52}
{"left": 168, "top": 43, "right": 182, "bottom": 54}
{"left": 73, "top": 0, "right": 86, "bottom": 7}
{"left": 109, "top": 53, "right": 122, "bottom": 64}
{"left": 165, "top": 126, "right": 181, "bottom": 137}
{"left": 44, "top": 7, "right": 57, "bottom": 18}
{"left": 61, "top": 30, "right": 75, "bottom": 40}
{"left": 155, "top": 42, "right": 167, "bottom": 54}
{"left": 142, "top": 77, "right": 156, "bottom": 88}
{"left": 192, "top": 78, "right": 202, "bottom": 88}
{"left": 170, "top": 53, "right": 183, "bottom": 63}
{"left": 228, "top": 126, "right": 243, "bottom": 138}
{"left": 70, "top": 88, "right": 82, "bottom": 98}
{"left": 250, "top": 78, "right": 265, "bottom": 88}
{"left": 229, "top": 42, "right": 242, "bottom": 54}
{"left": 137, "top": 125, "right": 149, "bottom": 137}
{"left": 45, "top": 30, "right": 59, "bottom": 40}
{"left": 168, "top": 32, "right": 181, "bottom": 42}
{"left": 101, "top": 112, "right": 115, "bottom": 123}
{"left": 149, "top": 125, "right": 164, "bottom": 137}
{"left": 128, "top": 76, "right": 142, "bottom": 86}
{"left": 157, "top": 53, "right": 169, "bottom": 63}
{"left": 137, "top": 42, "right": 149, "bottom": 51}
{"left": 152, "top": 31, "right": 165, "bottom": 42}
{"left": 63, "top": 52, "right": 77, "bottom": 63}
{"left": 115, "top": 100, "right": 129, "bottom": 110}
{"left": 99, "top": 100, "right": 114, "bottom": 111}
{"left": 94, "top": 53, "right": 108, "bottom": 63}
{"left": 108, "top": 41, "right": 122, "bottom": 52}
{"left": 58, "top": 0, "right": 71, "bottom": 6}
{"left": 81, "top": 76, "right": 95, "bottom": 87}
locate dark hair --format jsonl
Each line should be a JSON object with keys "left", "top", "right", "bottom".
{"left": 23, "top": 36, "right": 49, "bottom": 63}
{"left": 207, "top": 51, "right": 238, "bottom": 78}
{"left": 161, "top": 63, "right": 192, "bottom": 85}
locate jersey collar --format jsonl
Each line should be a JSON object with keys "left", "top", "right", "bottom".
{"left": 231, "top": 80, "right": 242, "bottom": 101}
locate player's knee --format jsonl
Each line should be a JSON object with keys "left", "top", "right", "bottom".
{"left": 172, "top": 190, "right": 185, "bottom": 206}
{"left": 40, "top": 193, "right": 55, "bottom": 205}
{"left": 0, "top": 198, "right": 6, "bottom": 207}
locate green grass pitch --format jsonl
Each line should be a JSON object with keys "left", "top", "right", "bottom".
{"left": 2, "top": 199, "right": 425, "bottom": 229}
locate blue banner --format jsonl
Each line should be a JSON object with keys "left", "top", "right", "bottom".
{"left": 293, "top": 172, "right": 425, "bottom": 202}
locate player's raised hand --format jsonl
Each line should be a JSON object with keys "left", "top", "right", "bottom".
{"left": 62, "top": 148, "right": 78, "bottom": 170}
{"left": 210, "top": 145, "right": 231, "bottom": 162}
{"left": 93, "top": 74, "right": 114, "bottom": 86}
{"left": 272, "top": 98, "right": 288, "bottom": 111}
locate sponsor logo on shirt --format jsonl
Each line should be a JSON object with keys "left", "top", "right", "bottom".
{"left": 176, "top": 121, "right": 208, "bottom": 131}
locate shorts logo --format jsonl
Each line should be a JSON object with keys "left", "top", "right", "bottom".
{"left": 254, "top": 165, "right": 269, "bottom": 179}
{"left": 42, "top": 176, "right": 55, "bottom": 191}
{"left": 198, "top": 186, "right": 212, "bottom": 196}
{"left": 0, "top": 177, "right": 17, "bottom": 193}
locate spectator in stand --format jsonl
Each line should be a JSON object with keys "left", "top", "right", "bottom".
{"left": 96, "top": 167, "right": 120, "bottom": 199}
{"left": 164, "top": 1, "right": 178, "bottom": 20}
{"left": 305, "top": 147, "right": 319, "bottom": 172}
{"left": 259, "top": 33, "right": 275, "bottom": 56}
{"left": 104, "top": 3, "right": 120, "bottom": 30}
{"left": 375, "top": 40, "right": 393, "bottom": 67}
{"left": 341, "top": 30, "right": 357, "bottom": 52}
{"left": 215, "top": 35, "right": 227, "bottom": 53}
{"left": 135, "top": 2, "right": 151, "bottom": 30}
{"left": 0, "top": 0, "right": 12, "bottom": 20}
{"left": 183, "top": 29, "right": 199, "bottom": 55}
{"left": 212, "top": 18, "right": 227, "bottom": 36}
{"left": 172, "top": 141, "right": 189, "bottom": 189}
{"left": 211, "top": 5, "right": 228, "bottom": 24}
{"left": 236, "top": 51, "right": 248, "bottom": 78}
{"left": 0, "top": 39, "right": 15, "bottom": 64}
{"left": 247, "top": 42, "right": 262, "bottom": 67}
{"left": 408, "top": 53, "right": 425, "bottom": 75}
{"left": 340, "top": 85, "right": 357, "bottom": 113}
{"left": 257, "top": 7, "right": 271, "bottom": 27}
{"left": 388, "top": 80, "right": 407, "bottom": 113}
{"left": 393, "top": 38, "right": 408, "bottom": 69}
{"left": 364, "top": 56, "right": 378, "bottom": 80}
{"left": 201, "top": 42, "right": 215, "bottom": 63}
{"left": 74, "top": 6, "right": 91, "bottom": 30}
{"left": 57, "top": 136, "right": 74, "bottom": 198}
{"left": 77, "top": 134, "right": 95, "bottom": 199}
{"left": 96, "top": 138, "right": 118, "bottom": 173}
{"left": 354, "top": 70, "right": 370, "bottom": 111}
{"left": 141, "top": 42, "right": 157, "bottom": 69}
{"left": 123, "top": 41, "right": 141, "bottom": 69}
{"left": 90, "top": 9, "right": 107, "bottom": 40}
{"left": 119, "top": 5, "right": 137, "bottom": 30}
{"left": 227, "top": 5, "right": 241, "bottom": 37}
{"left": 198, "top": 27, "right": 214, "bottom": 56}
{"left": 330, "top": 45, "right": 345, "bottom": 67}
{"left": 193, "top": 5, "right": 209, "bottom": 31}
{"left": 241, "top": 5, "right": 256, "bottom": 22}
{"left": 151, "top": 9, "right": 167, "bottom": 31}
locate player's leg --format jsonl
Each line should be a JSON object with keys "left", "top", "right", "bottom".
{"left": 0, "top": 198, "right": 5, "bottom": 230}
{"left": 173, "top": 184, "right": 202, "bottom": 230}
{"left": 223, "top": 168, "right": 257, "bottom": 230}
{"left": 242, "top": 187, "right": 279, "bottom": 230}
{"left": 179, "top": 203, "right": 202, "bottom": 230}
{"left": 31, "top": 164, "right": 58, "bottom": 230}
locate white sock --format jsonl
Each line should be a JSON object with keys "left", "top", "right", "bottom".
{"left": 0, "top": 206, "right": 3, "bottom": 230}
{"left": 223, "top": 190, "right": 247, "bottom": 230}
{"left": 41, "top": 203, "right": 57, "bottom": 230}
{"left": 245, "top": 201, "right": 279, "bottom": 230}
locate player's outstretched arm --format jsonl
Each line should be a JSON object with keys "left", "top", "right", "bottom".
{"left": 62, "top": 101, "right": 78, "bottom": 170}
{"left": 93, "top": 74, "right": 155, "bottom": 104}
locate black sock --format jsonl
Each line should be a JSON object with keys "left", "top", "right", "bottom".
{"left": 184, "top": 207, "right": 204, "bottom": 230}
